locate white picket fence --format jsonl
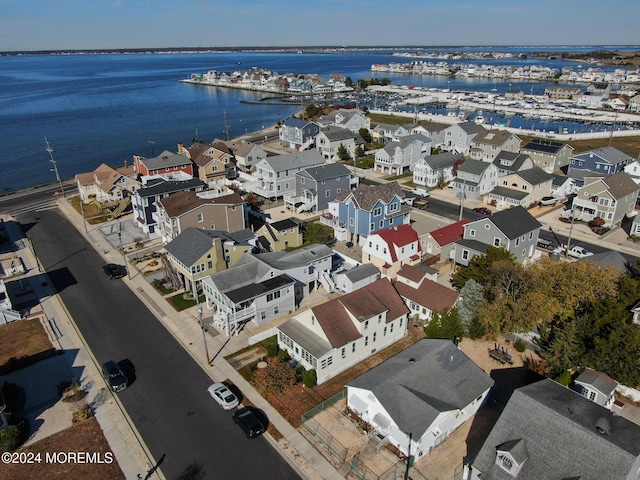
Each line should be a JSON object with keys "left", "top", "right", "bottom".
{"left": 248, "top": 327, "right": 278, "bottom": 346}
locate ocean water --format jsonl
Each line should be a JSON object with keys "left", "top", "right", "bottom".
{"left": 0, "top": 47, "right": 633, "bottom": 193}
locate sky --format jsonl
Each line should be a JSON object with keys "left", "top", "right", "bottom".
{"left": 1, "top": 0, "right": 639, "bottom": 51}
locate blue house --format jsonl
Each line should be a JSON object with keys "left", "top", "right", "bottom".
{"left": 278, "top": 118, "right": 320, "bottom": 150}
{"left": 568, "top": 146, "right": 632, "bottom": 186}
{"left": 324, "top": 181, "right": 411, "bottom": 245}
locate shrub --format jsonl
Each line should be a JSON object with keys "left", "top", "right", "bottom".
{"left": 0, "top": 417, "right": 28, "bottom": 452}
{"left": 555, "top": 370, "right": 572, "bottom": 387}
{"left": 265, "top": 343, "right": 279, "bottom": 358}
{"left": 72, "top": 403, "right": 94, "bottom": 423}
{"left": 514, "top": 338, "right": 527, "bottom": 353}
{"left": 252, "top": 359, "right": 297, "bottom": 395}
{"left": 295, "top": 365, "right": 306, "bottom": 383}
{"left": 276, "top": 349, "right": 290, "bottom": 363}
{"left": 303, "top": 369, "right": 317, "bottom": 388}
{"left": 467, "top": 317, "right": 486, "bottom": 340}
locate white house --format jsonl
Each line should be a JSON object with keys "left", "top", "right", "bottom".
{"left": 443, "top": 121, "right": 486, "bottom": 155}
{"left": 573, "top": 368, "right": 618, "bottom": 409}
{"left": 451, "top": 159, "right": 499, "bottom": 200}
{"left": 333, "top": 263, "right": 381, "bottom": 294}
{"left": 249, "top": 150, "right": 325, "bottom": 199}
{"left": 374, "top": 135, "right": 431, "bottom": 175}
{"left": 412, "top": 152, "right": 465, "bottom": 188}
{"left": 362, "top": 224, "right": 422, "bottom": 280}
{"left": 316, "top": 108, "right": 370, "bottom": 133}
{"left": 347, "top": 339, "right": 494, "bottom": 460}
{"left": 277, "top": 279, "right": 409, "bottom": 384}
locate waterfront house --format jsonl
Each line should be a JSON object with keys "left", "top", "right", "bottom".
{"left": 316, "top": 108, "right": 370, "bottom": 133}
{"left": 278, "top": 118, "right": 320, "bottom": 150}
{"left": 155, "top": 188, "right": 246, "bottom": 243}
{"left": 443, "top": 121, "right": 486, "bottom": 155}
{"left": 570, "top": 171, "right": 639, "bottom": 227}
{"left": 164, "top": 227, "right": 255, "bottom": 296}
{"left": 180, "top": 141, "right": 234, "bottom": 184}
{"left": 374, "top": 134, "right": 431, "bottom": 175}
{"left": 314, "top": 126, "right": 358, "bottom": 161}
{"left": 75, "top": 162, "right": 139, "bottom": 205}
{"left": 545, "top": 85, "right": 583, "bottom": 100}
{"left": 361, "top": 224, "right": 422, "bottom": 280}
{"left": 492, "top": 151, "right": 534, "bottom": 177}
{"left": 487, "top": 167, "right": 554, "bottom": 210}
{"left": 347, "top": 339, "right": 493, "bottom": 460}
{"left": 284, "top": 162, "right": 356, "bottom": 214}
{"left": 453, "top": 206, "right": 542, "bottom": 266}
{"left": 467, "top": 379, "right": 640, "bottom": 480}
{"left": 323, "top": 182, "right": 411, "bottom": 245}
{"left": 131, "top": 174, "right": 206, "bottom": 237}
{"left": 394, "top": 266, "right": 459, "bottom": 323}
{"left": 520, "top": 138, "right": 574, "bottom": 174}
{"left": 215, "top": 139, "right": 267, "bottom": 173}
{"left": 277, "top": 278, "right": 409, "bottom": 385}
{"left": 568, "top": 147, "right": 632, "bottom": 186}
{"left": 254, "top": 218, "right": 303, "bottom": 253}
{"left": 573, "top": 368, "right": 618, "bottom": 409}
{"left": 470, "top": 129, "right": 521, "bottom": 162}
{"left": 133, "top": 150, "right": 194, "bottom": 178}
{"left": 421, "top": 219, "right": 468, "bottom": 260}
{"left": 451, "top": 159, "right": 499, "bottom": 200}
{"left": 249, "top": 150, "right": 326, "bottom": 199}
{"left": 412, "top": 152, "right": 465, "bottom": 188}
{"left": 333, "top": 263, "right": 380, "bottom": 294}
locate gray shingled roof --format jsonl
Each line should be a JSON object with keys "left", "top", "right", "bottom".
{"left": 319, "top": 126, "right": 355, "bottom": 141}
{"left": 487, "top": 206, "right": 542, "bottom": 240}
{"left": 471, "top": 379, "right": 640, "bottom": 480}
{"left": 601, "top": 171, "right": 639, "bottom": 200}
{"left": 516, "top": 167, "right": 553, "bottom": 186}
{"left": 575, "top": 369, "right": 618, "bottom": 396}
{"left": 424, "top": 152, "right": 465, "bottom": 171}
{"left": 278, "top": 318, "right": 333, "bottom": 359}
{"left": 493, "top": 151, "right": 532, "bottom": 172}
{"left": 164, "top": 227, "right": 254, "bottom": 267}
{"left": 341, "top": 263, "right": 380, "bottom": 282}
{"left": 578, "top": 251, "right": 631, "bottom": 272}
{"left": 253, "top": 244, "right": 333, "bottom": 270}
{"left": 262, "top": 150, "right": 325, "bottom": 173}
{"left": 334, "top": 181, "right": 405, "bottom": 211}
{"left": 283, "top": 117, "right": 316, "bottom": 128}
{"left": 473, "top": 129, "right": 517, "bottom": 146}
{"left": 139, "top": 151, "right": 191, "bottom": 170}
{"left": 298, "top": 162, "right": 351, "bottom": 182}
{"left": 348, "top": 339, "right": 494, "bottom": 436}
{"left": 458, "top": 158, "right": 492, "bottom": 175}
{"left": 572, "top": 146, "right": 632, "bottom": 165}
{"left": 454, "top": 121, "right": 486, "bottom": 135}
{"left": 488, "top": 186, "right": 529, "bottom": 201}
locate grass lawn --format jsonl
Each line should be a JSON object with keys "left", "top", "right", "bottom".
{"left": 166, "top": 293, "right": 206, "bottom": 312}
{"left": 0, "top": 319, "right": 53, "bottom": 367}
{"left": 0, "top": 417, "right": 125, "bottom": 480}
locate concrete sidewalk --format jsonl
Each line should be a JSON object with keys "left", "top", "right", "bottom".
{"left": 54, "top": 200, "right": 343, "bottom": 480}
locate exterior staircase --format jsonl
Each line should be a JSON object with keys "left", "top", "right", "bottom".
{"left": 0, "top": 307, "right": 22, "bottom": 325}
{"left": 109, "top": 198, "right": 131, "bottom": 220}
{"left": 320, "top": 270, "right": 335, "bottom": 293}
{"left": 161, "top": 255, "right": 184, "bottom": 291}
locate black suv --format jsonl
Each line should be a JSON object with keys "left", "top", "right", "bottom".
{"left": 232, "top": 407, "right": 264, "bottom": 438}
{"left": 102, "top": 361, "right": 128, "bottom": 392}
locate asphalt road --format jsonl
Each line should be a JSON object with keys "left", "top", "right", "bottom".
{"left": 18, "top": 209, "right": 299, "bottom": 480}
{"left": 0, "top": 180, "right": 76, "bottom": 217}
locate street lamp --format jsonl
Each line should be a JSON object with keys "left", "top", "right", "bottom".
{"left": 198, "top": 305, "right": 211, "bottom": 366}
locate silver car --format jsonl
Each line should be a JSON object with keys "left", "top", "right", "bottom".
{"left": 207, "top": 383, "right": 239, "bottom": 410}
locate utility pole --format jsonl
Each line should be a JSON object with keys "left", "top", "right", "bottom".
{"left": 223, "top": 108, "right": 230, "bottom": 141}
{"left": 45, "top": 137, "right": 65, "bottom": 198}
{"left": 198, "top": 304, "right": 211, "bottom": 365}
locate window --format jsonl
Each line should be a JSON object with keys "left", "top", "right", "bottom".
{"left": 493, "top": 238, "right": 501, "bottom": 247}
{"left": 325, "top": 190, "right": 330, "bottom": 197}
{"left": 485, "top": 224, "right": 490, "bottom": 230}
{"left": 197, "top": 213, "right": 204, "bottom": 223}
{"left": 378, "top": 314, "right": 382, "bottom": 323}
{"left": 350, "top": 218, "right": 354, "bottom": 227}
{"left": 374, "top": 207, "right": 382, "bottom": 216}
{"left": 498, "top": 454, "right": 513, "bottom": 472}
{"left": 260, "top": 311, "right": 266, "bottom": 320}
{"left": 370, "top": 223, "right": 375, "bottom": 231}
{"left": 341, "top": 347, "right": 346, "bottom": 359}
{"left": 364, "top": 320, "right": 369, "bottom": 330}
{"left": 589, "top": 391, "right": 596, "bottom": 401}
{"left": 352, "top": 342, "right": 356, "bottom": 353}
{"left": 462, "top": 249, "right": 469, "bottom": 260}
{"left": 373, "top": 332, "right": 377, "bottom": 342}
{"left": 384, "top": 326, "right": 387, "bottom": 336}
{"left": 210, "top": 224, "right": 215, "bottom": 230}
{"left": 365, "top": 336, "right": 369, "bottom": 346}
{"left": 266, "top": 290, "right": 281, "bottom": 302}
{"left": 379, "top": 220, "right": 384, "bottom": 229}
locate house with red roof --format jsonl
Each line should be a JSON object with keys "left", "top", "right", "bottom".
{"left": 421, "top": 220, "right": 469, "bottom": 261}
{"left": 362, "top": 224, "right": 422, "bottom": 279}
{"left": 394, "top": 265, "right": 459, "bottom": 323}
{"left": 276, "top": 278, "right": 409, "bottom": 384}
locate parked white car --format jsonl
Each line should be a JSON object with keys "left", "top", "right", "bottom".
{"left": 553, "top": 245, "right": 594, "bottom": 259}
{"left": 411, "top": 187, "right": 430, "bottom": 197}
{"left": 208, "top": 383, "right": 239, "bottom": 410}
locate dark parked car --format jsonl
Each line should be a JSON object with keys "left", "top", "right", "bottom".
{"left": 103, "top": 263, "right": 127, "bottom": 279}
{"left": 472, "top": 207, "right": 492, "bottom": 215}
{"left": 102, "top": 360, "right": 128, "bottom": 392}
{"left": 233, "top": 407, "right": 264, "bottom": 438}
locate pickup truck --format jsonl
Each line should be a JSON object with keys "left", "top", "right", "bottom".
{"left": 553, "top": 245, "right": 594, "bottom": 259}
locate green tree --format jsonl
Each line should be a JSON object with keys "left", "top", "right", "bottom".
{"left": 345, "top": 76, "right": 354, "bottom": 87}
{"left": 303, "top": 369, "right": 317, "bottom": 388}
{"left": 424, "top": 308, "right": 464, "bottom": 343}
{"left": 458, "top": 280, "right": 485, "bottom": 333}
{"left": 355, "top": 145, "right": 365, "bottom": 158}
{"left": 359, "top": 128, "right": 372, "bottom": 144}
{"left": 450, "top": 246, "right": 517, "bottom": 290}
{"left": 337, "top": 144, "right": 351, "bottom": 161}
